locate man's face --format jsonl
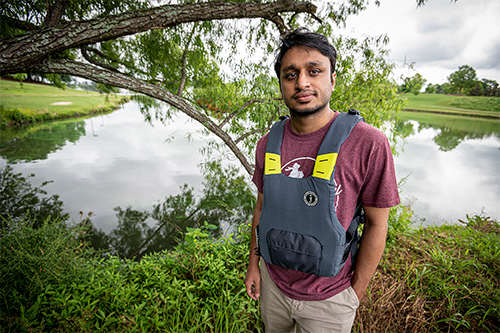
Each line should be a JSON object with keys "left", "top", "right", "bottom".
{"left": 279, "top": 45, "right": 336, "bottom": 117}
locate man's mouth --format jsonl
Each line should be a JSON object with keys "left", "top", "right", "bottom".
{"left": 293, "top": 91, "right": 315, "bottom": 103}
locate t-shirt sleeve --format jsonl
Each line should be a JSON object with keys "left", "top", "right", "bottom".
{"left": 359, "top": 126, "right": 400, "bottom": 208}
{"left": 252, "top": 134, "right": 269, "bottom": 194}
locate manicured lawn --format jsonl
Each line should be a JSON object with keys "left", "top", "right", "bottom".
{"left": 404, "top": 93, "right": 500, "bottom": 118}
{"left": 0, "top": 79, "right": 128, "bottom": 125}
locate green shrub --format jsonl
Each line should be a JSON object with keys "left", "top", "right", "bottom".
{"left": 0, "top": 217, "right": 95, "bottom": 330}
{"left": 0, "top": 220, "right": 262, "bottom": 332}
{"left": 386, "top": 203, "right": 414, "bottom": 246}
{"left": 0, "top": 106, "right": 34, "bottom": 127}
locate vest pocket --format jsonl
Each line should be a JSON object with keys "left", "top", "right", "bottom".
{"left": 266, "top": 228, "right": 322, "bottom": 275}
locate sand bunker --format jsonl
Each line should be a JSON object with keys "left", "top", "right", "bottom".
{"left": 51, "top": 102, "right": 73, "bottom": 105}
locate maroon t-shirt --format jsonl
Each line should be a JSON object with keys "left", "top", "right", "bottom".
{"left": 252, "top": 112, "right": 400, "bottom": 301}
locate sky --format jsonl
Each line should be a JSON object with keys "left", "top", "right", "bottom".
{"left": 338, "top": 0, "right": 500, "bottom": 85}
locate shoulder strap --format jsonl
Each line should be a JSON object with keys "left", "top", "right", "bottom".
{"left": 264, "top": 117, "right": 288, "bottom": 175}
{"left": 265, "top": 116, "right": 288, "bottom": 155}
{"left": 312, "top": 110, "right": 364, "bottom": 181}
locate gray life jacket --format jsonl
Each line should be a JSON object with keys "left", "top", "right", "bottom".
{"left": 257, "top": 110, "right": 365, "bottom": 277}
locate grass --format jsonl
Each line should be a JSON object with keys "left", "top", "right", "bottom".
{"left": 1, "top": 210, "right": 498, "bottom": 332}
{"left": 0, "top": 79, "right": 128, "bottom": 127}
{"left": 1, "top": 220, "right": 262, "bottom": 332}
{"left": 404, "top": 93, "right": 500, "bottom": 119}
{"left": 355, "top": 214, "right": 500, "bottom": 332}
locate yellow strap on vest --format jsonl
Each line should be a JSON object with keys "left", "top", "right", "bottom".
{"left": 264, "top": 153, "right": 281, "bottom": 175}
{"left": 312, "top": 153, "right": 338, "bottom": 180}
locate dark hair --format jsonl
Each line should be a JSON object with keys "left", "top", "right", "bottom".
{"left": 274, "top": 28, "right": 337, "bottom": 80}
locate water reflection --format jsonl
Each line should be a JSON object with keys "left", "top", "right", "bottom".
{"left": 0, "top": 165, "right": 68, "bottom": 229}
{"left": 0, "top": 121, "right": 87, "bottom": 163}
{"left": 0, "top": 102, "right": 208, "bottom": 232}
{"left": 1, "top": 162, "right": 254, "bottom": 259}
{"left": 88, "top": 163, "right": 255, "bottom": 260}
{"left": 396, "top": 111, "right": 500, "bottom": 151}
{"left": 394, "top": 112, "right": 500, "bottom": 225}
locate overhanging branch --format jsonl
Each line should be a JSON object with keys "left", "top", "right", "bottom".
{"left": 0, "top": 1, "right": 317, "bottom": 74}
{"left": 81, "top": 46, "right": 119, "bottom": 72}
{"left": 31, "top": 58, "right": 255, "bottom": 175}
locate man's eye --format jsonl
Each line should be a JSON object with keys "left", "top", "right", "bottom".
{"left": 285, "top": 72, "right": 297, "bottom": 79}
{"left": 310, "top": 69, "right": 320, "bottom": 75}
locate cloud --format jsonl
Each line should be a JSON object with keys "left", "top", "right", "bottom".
{"left": 472, "top": 41, "right": 500, "bottom": 70}
{"left": 415, "top": 7, "right": 464, "bottom": 35}
{"left": 397, "top": 37, "right": 464, "bottom": 64}
{"left": 340, "top": 0, "right": 500, "bottom": 83}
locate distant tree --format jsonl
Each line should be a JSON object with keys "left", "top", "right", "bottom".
{"left": 398, "top": 73, "right": 427, "bottom": 95}
{"left": 12, "top": 73, "right": 27, "bottom": 88}
{"left": 434, "top": 82, "right": 453, "bottom": 95}
{"left": 424, "top": 83, "right": 437, "bottom": 94}
{"left": 447, "top": 65, "right": 478, "bottom": 95}
{"left": 480, "top": 79, "right": 500, "bottom": 97}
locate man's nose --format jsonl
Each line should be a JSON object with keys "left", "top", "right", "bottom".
{"left": 295, "top": 71, "right": 310, "bottom": 90}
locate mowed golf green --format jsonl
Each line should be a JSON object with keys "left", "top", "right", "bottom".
{"left": 404, "top": 93, "right": 500, "bottom": 118}
{"left": 0, "top": 79, "right": 127, "bottom": 120}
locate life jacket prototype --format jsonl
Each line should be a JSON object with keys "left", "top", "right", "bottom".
{"left": 257, "top": 110, "right": 365, "bottom": 278}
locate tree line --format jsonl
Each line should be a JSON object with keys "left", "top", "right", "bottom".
{"left": 398, "top": 65, "right": 499, "bottom": 97}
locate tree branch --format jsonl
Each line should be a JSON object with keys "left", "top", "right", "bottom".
{"left": 81, "top": 46, "right": 119, "bottom": 72}
{"left": 265, "top": 13, "right": 288, "bottom": 34}
{"left": 0, "top": 15, "right": 39, "bottom": 32}
{"left": 177, "top": 23, "right": 198, "bottom": 97}
{"left": 31, "top": 58, "right": 255, "bottom": 175}
{"left": 219, "top": 97, "right": 282, "bottom": 128}
{"left": 0, "top": 1, "right": 317, "bottom": 74}
{"left": 44, "top": 0, "right": 70, "bottom": 27}
{"left": 235, "top": 127, "right": 269, "bottom": 145}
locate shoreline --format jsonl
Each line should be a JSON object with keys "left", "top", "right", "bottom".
{"left": 403, "top": 108, "right": 500, "bottom": 119}
{"left": 0, "top": 98, "right": 129, "bottom": 128}
{"left": 0, "top": 78, "right": 130, "bottom": 128}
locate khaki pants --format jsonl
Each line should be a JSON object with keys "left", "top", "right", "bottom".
{"left": 260, "top": 259, "right": 359, "bottom": 333}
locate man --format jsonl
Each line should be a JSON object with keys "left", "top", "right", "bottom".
{"left": 244, "top": 28, "right": 400, "bottom": 332}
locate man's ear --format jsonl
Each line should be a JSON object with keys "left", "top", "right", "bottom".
{"left": 331, "top": 72, "right": 337, "bottom": 91}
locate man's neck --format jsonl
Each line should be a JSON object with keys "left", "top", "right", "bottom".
{"left": 289, "top": 108, "right": 335, "bottom": 134}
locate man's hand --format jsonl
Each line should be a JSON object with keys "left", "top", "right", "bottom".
{"left": 245, "top": 264, "right": 261, "bottom": 300}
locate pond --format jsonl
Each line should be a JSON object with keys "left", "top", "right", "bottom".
{"left": 0, "top": 102, "right": 207, "bottom": 233}
{"left": 1, "top": 102, "right": 499, "bottom": 236}
{"left": 393, "top": 112, "right": 500, "bottom": 225}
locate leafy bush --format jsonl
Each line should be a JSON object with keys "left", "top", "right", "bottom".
{"left": 386, "top": 203, "right": 414, "bottom": 246}
{"left": 0, "top": 106, "right": 35, "bottom": 127}
{"left": 0, "top": 220, "right": 262, "bottom": 332}
{"left": 0, "top": 217, "right": 94, "bottom": 330}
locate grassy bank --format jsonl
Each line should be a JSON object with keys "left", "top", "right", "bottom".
{"left": 1, "top": 211, "right": 498, "bottom": 332}
{"left": 397, "top": 111, "right": 500, "bottom": 137}
{"left": 0, "top": 79, "right": 129, "bottom": 127}
{"left": 404, "top": 93, "right": 500, "bottom": 119}
{"left": 356, "top": 212, "right": 499, "bottom": 332}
